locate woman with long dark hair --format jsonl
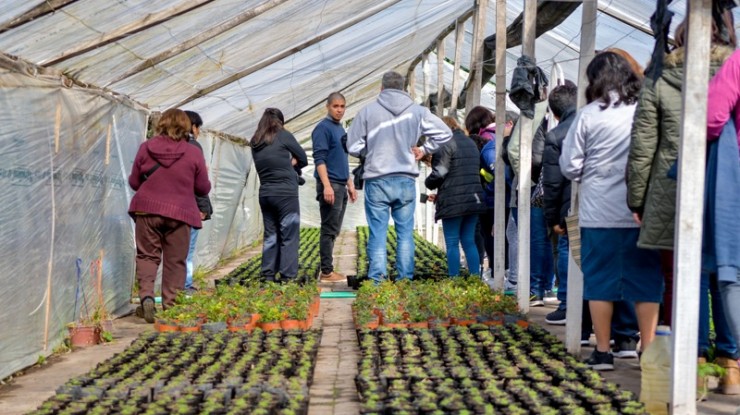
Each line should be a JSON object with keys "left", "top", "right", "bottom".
{"left": 128, "top": 108, "right": 211, "bottom": 322}
{"left": 251, "top": 108, "right": 308, "bottom": 283}
{"left": 560, "top": 52, "right": 663, "bottom": 370}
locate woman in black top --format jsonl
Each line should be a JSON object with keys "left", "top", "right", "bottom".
{"left": 251, "top": 108, "right": 308, "bottom": 282}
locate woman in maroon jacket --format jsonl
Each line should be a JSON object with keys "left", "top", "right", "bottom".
{"left": 128, "top": 109, "right": 211, "bottom": 322}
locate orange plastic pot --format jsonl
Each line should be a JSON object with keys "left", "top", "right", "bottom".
{"left": 383, "top": 322, "right": 409, "bottom": 329}
{"left": 280, "top": 319, "right": 303, "bottom": 330}
{"left": 259, "top": 321, "right": 281, "bottom": 332}
{"left": 154, "top": 321, "right": 179, "bottom": 332}
{"left": 179, "top": 325, "right": 201, "bottom": 333}
{"left": 407, "top": 321, "right": 429, "bottom": 329}
{"left": 68, "top": 325, "right": 101, "bottom": 348}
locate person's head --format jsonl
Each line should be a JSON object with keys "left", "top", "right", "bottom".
{"left": 674, "top": 10, "right": 736, "bottom": 48}
{"left": 326, "top": 92, "right": 346, "bottom": 122}
{"left": 442, "top": 115, "right": 460, "bottom": 130}
{"left": 604, "top": 48, "right": 644, "bottom": 81}
{"left": 503, "top": 110, "right": 519, "bottom": 137}
{"left": 464, "top": 106, "right": 495, "bottom": 136}
{"left": 155, "top": 109, "right": 191, "bottom": 141}
{"left": 381, "top": 71, "right": 405, "bottom": 91}
{"left": 251, "top": 107, "right": 285, "bottom": 146}
{"left": 586, "top": 52, "right": 642, "bottom": 110}
{"left": 548, "top": 81, "right": 578, "bottom": 120}
{"left": 184, "top": 110, "right": 203, "bottom": 139}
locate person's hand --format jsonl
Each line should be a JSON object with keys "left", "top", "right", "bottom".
{"left": 323, "top": 185, "right": 335, "bottom": 205}
{"left": 200, "top": 211, "right": 207, "bottom": 220}
{"left": 632, "top": 212, "right": 642, "bottom": 225}
{"left": 411, "top": 146, "right": 425, "bottom": 161}
{"left": 553, "top": 224, "right": 566, "bottom": 236}
{"left": 347, "top": 184, "right": 358, "bottom": 203}
{"left": 427, "top": 194, "right": 437, "bottom": 203}
{"left": 291, "top": 157, "right": 298, "bottom": 166}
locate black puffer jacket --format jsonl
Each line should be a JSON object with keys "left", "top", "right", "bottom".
{"left": 542, "top": 107, "right": 576, "bottom": 229}
{"left": 425, "top": 129, "right": 486, "bottom": 221}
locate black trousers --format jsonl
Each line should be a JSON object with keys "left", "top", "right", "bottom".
{"left": 317, "top": 181, "right": 348, "bottom": 274}
{"left": 259, "top": 194, "right": 300, "bottom": 281}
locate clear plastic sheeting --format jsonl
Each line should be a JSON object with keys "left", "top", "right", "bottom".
{"left": 191, "top": 131, "right": 262, "bottom": 271}
{"left": 0, "top": 61, "right": 146, "bottom": 381}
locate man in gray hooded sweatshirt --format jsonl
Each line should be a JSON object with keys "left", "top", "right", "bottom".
{"left": 347, "top": 71, "right": 452, "bottom": 282}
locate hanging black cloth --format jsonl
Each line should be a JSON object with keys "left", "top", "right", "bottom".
{"left": 509, "top": 55, "right": 548, "bottom": 119}
{"left": 644, "top": 0, "right": 674, "bottom": 82}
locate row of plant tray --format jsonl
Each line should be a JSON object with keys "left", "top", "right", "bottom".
{"left": 352, "top": 306, "right": 528, "bottom": 330}
{"left": 154, "top": 297, "right": 320, "bottom": 333}
{"left": 29, "top": 330, "right": 321, "bottom": 415}
{"left": 354, "top": 324, "right": 648, "bottom": 415}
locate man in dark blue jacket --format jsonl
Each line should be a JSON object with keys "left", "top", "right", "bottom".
{"left": 312, "top": 92, "right": 357, "bottom": 282}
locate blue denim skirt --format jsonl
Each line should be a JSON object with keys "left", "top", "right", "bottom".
{"left": 581, "top": 228, "right": 664, "bottom": 303}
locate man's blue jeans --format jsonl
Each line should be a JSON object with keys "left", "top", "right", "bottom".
{"left": 364, "top": 176, "right": 416, "bottom": 282}
{"left": 530, "top": 207, "right": 554, "bottom": 297}
{"left": 442, "top": 214, "right": 480, "bottom": 276}
{"left": 556, "top": 235, "right": 569, "bottom": 311}
{"left": 185, "top": 227, "right": 199, "bottom": 290}
{"left": 701, "top": 272, "right": 738, "bottom": 358}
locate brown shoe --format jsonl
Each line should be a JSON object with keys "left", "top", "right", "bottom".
{"left": 320, "top": 271, "right": 345, "bottom": 282}
{"left": 717, "top": 357, "right": 740, "bottom": 395}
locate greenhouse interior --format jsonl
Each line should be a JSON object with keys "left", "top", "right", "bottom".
{"left": 1, "top": 0, "right": 739, "bottom": 414}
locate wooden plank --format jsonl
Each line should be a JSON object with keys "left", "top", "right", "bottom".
{"left": 465, "top": 0, "right": 489, "bottom": 111}
{"left": 671, "top": 1, "right": 712, "bottom": 413}
{"left": 172, "top": 0, "right": 402, "bottom": 109}
{"left": 106, "top": 0, "right": 290, "bottom": 86}
{"left": 492, "top": 0, "right": 507, "bottom": 290}
{"left": 448, "top": 19, "right": 466, "bottom": 117}
{"left": 436, "top": 38, "right": 445, "bottom": 117}
{"left": 516, "top": 0, "right": 537, "bottom": 313}
{"left": 43, "top": 0, "right": 216, "bottom": 66}
{"left": 565, "top": 0, "right": 596, "bottom": 355}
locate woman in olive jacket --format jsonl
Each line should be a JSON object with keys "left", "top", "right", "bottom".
{"left": 425, "top": 117, "right": 487, "bottom": 276}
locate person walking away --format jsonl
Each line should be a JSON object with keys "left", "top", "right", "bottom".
{"left": 183, "top": 110, "right": 213, "bottom": 293}
{"left": 312, "top": 92, "right": 358, "bottom": 283}
{"left": 542, "top": 82, "right": 577, "bottom": 325}
{"left": 705, "top": 46, "right": 740, "bottom": 395}
{"left": 465, "top": 106, "right": 496, "bottom": 272}
{"left": 425, "top": 116, "right": 487, "bottom": 276}
{"left": 251, "top": 108, "right": 308, "bottom": 283}
{"left": 347, "top": 71, "right": 452, "bottom": 282}
{"left": 128, "top": 109, "right": 211, "bottom": 323}
{"left": 560, "top": 52, "right": 663, "bottom": 371}
{"left": 507, "top": 99, "right": 554, "bottom": 307}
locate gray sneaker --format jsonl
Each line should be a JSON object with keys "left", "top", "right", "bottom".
{"left": 141, "top": 297, "right": 156, "bottom": 324}
{"left": 543, "top": 289, "right": 559, "bottom": 306}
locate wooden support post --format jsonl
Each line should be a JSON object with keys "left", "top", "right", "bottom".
{"left": 671, "top": 1, "right": 711, "bottom": 413}
{"left": 105, "top": 123, "right": 112, "bottom": 166}
{"left": 565, "top": 0, "right": 596, "bottom": 355}
{"left": 465, "top": 0, "right": 489, "bottom": 111}
{"left": 54, "top": 103, "right": 61, "bottom": 154}
{"left": 436, "top": 38, "right": 446, "bottom": 117}
{"left": 516, "top": 0, "right": 537, "bottom": 313}
{"left": 408, "top": 62, "right": 417, "bottom": 101}
{"left": 448, "top": 19, "right": 466, "bottom": 117}
{"left": 492, "top": 0, "right": 507, "bottom": 290}
{"left": 423, "top": 53, "right": 431, "bottom": 105}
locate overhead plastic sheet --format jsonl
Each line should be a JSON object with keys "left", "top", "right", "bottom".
{"left": 0, "top": 62, "right": 146, "bottom": 381}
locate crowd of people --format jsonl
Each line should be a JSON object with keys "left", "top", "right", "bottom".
{"left": 124, "top": 15, "right": 740, "bottom": 394}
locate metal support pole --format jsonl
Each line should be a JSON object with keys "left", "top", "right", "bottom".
{"left": 565, "top": 0, "right": 597, "bottom": 355}
{"left": 516, "top": 0, "right": 537, "bottom": 313}
{"left": 671, "top": 1, "right": 711, "bottom": 413}
{"left": 492, "top": 0, "right": 507, "bottom": 290}
{"left": 465, "top": 0, "right": 489, "bottom": 111}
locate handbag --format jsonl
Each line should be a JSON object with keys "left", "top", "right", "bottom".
{"left": 530, "top": 170, "right": 545, "bottom": 208}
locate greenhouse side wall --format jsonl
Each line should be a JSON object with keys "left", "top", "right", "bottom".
{"left": 190, "top": 131, "right": 262, "bottom": 272}
{"left": 0, "top": 63, "right": 145, "bottom": 380}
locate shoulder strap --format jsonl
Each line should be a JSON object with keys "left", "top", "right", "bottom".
{"left": 141, "top": 163, "right": 161, "bottom": 181}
